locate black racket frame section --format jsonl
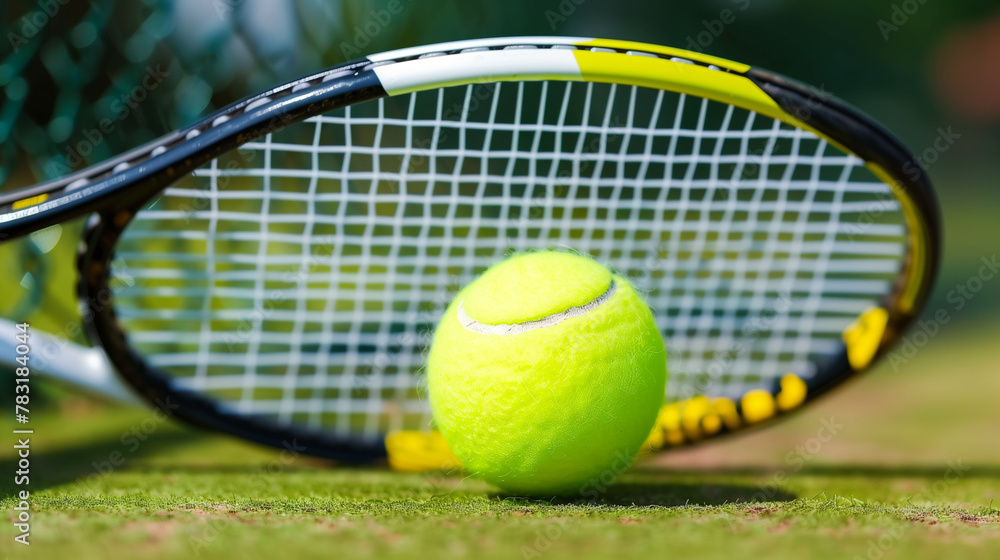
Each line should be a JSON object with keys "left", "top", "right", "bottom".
{"left": 0, "top": 48, "right": 940, "bottom": 461}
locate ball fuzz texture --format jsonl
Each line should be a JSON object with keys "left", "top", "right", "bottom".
{"left": 427, "top": 251, "right": 667, "bottom": 496}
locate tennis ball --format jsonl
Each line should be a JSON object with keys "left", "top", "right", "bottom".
{"left": 427, "top": 251, "right": 667, "bottom": 496}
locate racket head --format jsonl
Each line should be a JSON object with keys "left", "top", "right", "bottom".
{"left": 43, "top": 37, "right": 939, "bottom": 462}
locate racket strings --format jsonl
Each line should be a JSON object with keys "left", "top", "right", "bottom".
{"left": 111, "top": 81, "right": 907, "bottom": 440}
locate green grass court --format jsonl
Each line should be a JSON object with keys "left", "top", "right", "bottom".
{"left": 3, "top": 310, "right": 999, "bottom": 559}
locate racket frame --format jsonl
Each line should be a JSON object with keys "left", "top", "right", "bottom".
{"left": 0, "top": 38, "right": 941, "bottom": 461}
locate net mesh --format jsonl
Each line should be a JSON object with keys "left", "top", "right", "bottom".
{"left": 110, "top": 80, "right": 907, "bottom": 442}
{"left": 0, "top": 0, "right": 401, "bottom": 188}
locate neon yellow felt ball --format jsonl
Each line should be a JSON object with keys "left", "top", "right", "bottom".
{"left": 427, "top": 251, "right": 667, "bottom": 496}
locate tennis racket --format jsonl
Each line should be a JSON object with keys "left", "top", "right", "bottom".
{"left": 0, "top": 37, "right": 941, "bottom": 469}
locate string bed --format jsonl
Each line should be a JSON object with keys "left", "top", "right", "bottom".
{"left": 111, "top": 80, "right": 907, "bottom": 441}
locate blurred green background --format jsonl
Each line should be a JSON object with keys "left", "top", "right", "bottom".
{"left": 3, "top": 0, "right": 999, "bottom": 324}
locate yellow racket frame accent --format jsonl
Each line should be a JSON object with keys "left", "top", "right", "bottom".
{"left": 385, "top": 430, "right": 461, "bottom": 473}
{"left": 12, "top": 194, "right": 48, "bottom": 210}
{"left": 376, "top": 42, "right": 935, "bottom": 471}
{"left": 843, "top": 307, "right": 891, "bottom": 370}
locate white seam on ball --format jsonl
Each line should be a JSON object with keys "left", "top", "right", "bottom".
{"left": 456, "top": 281, "right": 617, "bottom": 336}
